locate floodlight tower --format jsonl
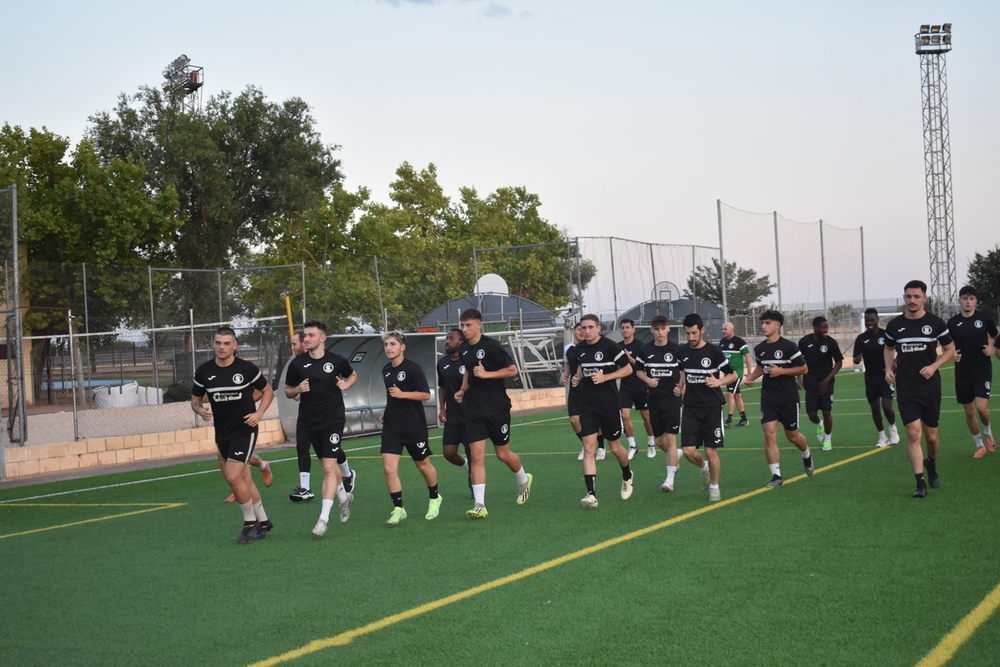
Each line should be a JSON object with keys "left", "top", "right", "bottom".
{"left": 915, "top": 24, "right": 956, "bottom": 311}
{"left": 161, "top": 54, "right": 204, "bottom": 113}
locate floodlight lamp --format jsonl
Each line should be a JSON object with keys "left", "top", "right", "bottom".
{"left": 943, "top": 34, "right": 952, "bottom": 45}
{"left": 931, "top": 35, "right": 941, "bottom": 44}
{"left": 930, "top": 25, "right": 940, "bottom": 33}
{"left": 920, "top": 25, "right": 930, "bottom": 33}
{"left": 920, "top": 35, "right": 930, "bottom": 45}
{"left": 942, "top": 23, "right": 952, "bottom": 33}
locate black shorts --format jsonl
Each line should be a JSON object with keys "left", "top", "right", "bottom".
{"left": 308, "top": 424, "right": 345, "bottom": 459}
{"left": 681, "top": 405, "right": 725, "bottom": 449}
{"left": 618, "top": 382, "right": 649, "bottom": 411}
{"left": 649, "top": 402, "right": 681, "bottom": 438}
{"left": 803, "top": 380, "right": 834, "bottom": 413}
{"left": 465, "top": 412, "right": 511, "bottom": 447}
{"left": 381, "top": 435, "right": 432, "bottom": 461}
{"left": 567, "top": 387, "right": 582, "bottom": 417}
{"left": 579, "top": 408, "right": 624, "bottom": 440}
{"left": 760, "top": 398, "right": 800, "bottom": 431}
{"left": 898, "top": 389, "right": 941, "bottom": 428}
{"left": 864, "top": 376, "right": 894, "bottom": 403}
{"left": 217, "top": 430, "right": 257, "bottom": 464}
{"left": 726, "top": 376, "right": 743, "bottom": 395}
{"left": 955, "top": 366, "right": 992, "bottom": 404}
{"left": 442, "top": 420, "right": 469, "bottom": 447}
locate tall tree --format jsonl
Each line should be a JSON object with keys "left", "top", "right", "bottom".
{"left": 966, "top": 246, "right": 1000, "bottom": 316}
{"left": 87, "top": 86, "right": 342, "bottom": 323}
{"left": 684, "top": 258, "right": 774, "bottom": 314}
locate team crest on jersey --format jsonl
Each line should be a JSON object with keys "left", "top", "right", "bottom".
{"left": 501, "top": 424, "right": 509, "bottom": 434}
{"left": 329, "top": 433, "right": 340, "bottom": 444}
{"left": 975, "top": 320, "right": 984, "bottom": 329}
{"left": 922, "top": 325, "right": 933, "bottom": 335}
{"left": 595, "top": 351, "right": 604, "bottom": 361}
{"left": 878, "top": 337, "right": 885, "bottom": 346}
{"left": 664, "top": 352, "right": 674, "bottom": 362}
{"left": 460, "top": 366, "right": 466, "bottom": 375}
{"left": 232, "top": 373, "right": 244, "bottom": 384}
{"left": 476, "top": 349, "right": 486, "bottom": 360}
{"left": 701, "top": 357, "right": 712, "bottom": 368}
{"left": 820, "top": 345, "right": 828, "bottom": 353}
{"left": 323, "top": 362, "right": 335, "bottom": 373}
{"left": 774, "top": 350, "right": 784, "bottom": 359}
{"left": 397, "top": 371, "right": 406, "bottom": 382}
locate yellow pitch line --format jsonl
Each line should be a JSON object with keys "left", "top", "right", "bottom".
{"left": 917, "top": 580, "right": 1000, "bottom": 667}
{"left": 248, "top": 448, "right": 884, "bottom": 667}
{"left": 0, "top": 503, "right": 186, "bottom": 539}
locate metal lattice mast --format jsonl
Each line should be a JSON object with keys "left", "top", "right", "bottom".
{"left": 915, "top": 24, "right": 956, "bottom": 310}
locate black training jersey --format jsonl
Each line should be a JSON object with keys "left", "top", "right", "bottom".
{"left": 619, "top": 338, "right": 647, "bottom": 390}
{"left": 285, "top": 350, "right": 355, "bottom": 430}
{"left": 459, "top": 335, "right": 515, "bottom": 417}
{"left": 754, "top": 337, "right": 805, "bottom": 406}
{"left": 678, "top": 343, "right": 733, "bottom": 408}
{"left": 634, "top": 340, "right": 682, "bottom": 411}
{"left": 382, "top": 358, "right": 430, "bottom": 441}
{"left": 193, "top": 356, "right": 269, "bottom": 440}
{"left": 797, "top": 334, "right": 843, "bottom": 382}
{"left": 437, "top": 354, "right": 466, "bottom": 424}
{"left": 566, "top": 335, "right": 629, "bottom": 412}
{"left": 884, "top": 312, "right": 953, "bottom": 392}
{"left": 853, "top": 328, "right": 889, "bottom": 379}
{"left": 948, "top": 312, "right": 998, "bottom": 375}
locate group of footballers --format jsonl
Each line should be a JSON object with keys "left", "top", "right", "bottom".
{"left": 192, "top": 279, "right": 994, "bottom": 543}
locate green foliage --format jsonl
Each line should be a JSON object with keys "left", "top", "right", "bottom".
{"left": 684, "top": 257, "right": 774, "bottom": 315}
{"left": 966, "top": 245, "right": 1000, "bottom": 316}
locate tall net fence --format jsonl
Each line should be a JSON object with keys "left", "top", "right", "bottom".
{"left": 1, "top": 185, "right": 27, "bottom": 458}
{"left": 577, "top": 237, "right": 720, "bottom": 324}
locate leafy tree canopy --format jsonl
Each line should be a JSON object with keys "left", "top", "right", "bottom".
{"left": 684, "top": 258, "right": 774, "bottom": 315}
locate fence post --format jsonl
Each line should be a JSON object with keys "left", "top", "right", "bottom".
{"left": 819, "top": 219, "right": 827, "bottom": 311}
{"left": 717, "top": 200, "right": 728, "bottom": 320}
{"left": 773, "top": 211, "right": 782, "bottom": 311}
{"left": 148, "top": 266, "right": 159, "bottom": 396}
{"left": 68, "top": 311, "right": 80, "bottom": 441}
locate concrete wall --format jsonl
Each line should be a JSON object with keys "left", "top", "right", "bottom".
{"left": 2, "top": 388, "right": 565, "bottom": 481}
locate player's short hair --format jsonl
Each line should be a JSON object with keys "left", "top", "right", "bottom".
{"left": 447, "top": 327, "right": 465, "bottom": 341}
{"left": 383, "top": 331, "right": 406, "bottom": 345}
{"left": 760, "top": 310, "right": 784, "bottom": 326}
{"left": 959, "top": 285, "right": 978, "bottom": 298}
{"left": 619, "top": 318, "right": 635, "bottom": 327}
{"left": 581, "top": 313, "right": 601, "bottom": 326}
{"left": 682, "top": 313, "right": 704, "bottom": 329}
{"left": 864, "top": 308, "right": 878, "bottom": 317}
{"left": 574, "top": 321, "right": 584, "bottom": 330}
{"left": 293, "top": 330, "right": 304, "bottom": 342}
{"left": 459, "top": 308, "right": 483, "bottom": 322}
{"left": 303, "top": 319, "right": 327, "bottom": 333}
{"left": 214, "top": 326, "right": 238, "bottom": 342}
{"left": 812, "top": 316, "right": 827, "bottom": 327}
{"left": 650, "top": 315, "right": 669, "bottom": 328}
{"left": 904, "top": 280, "right": 927, "bottom": 294}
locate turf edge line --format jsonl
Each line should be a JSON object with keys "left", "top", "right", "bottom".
{"left": 0, "top": 503, "right": 186, "bottom": 539}
{"left": 916, "top": 579, "right": 1000, "bottom": 667}
{"left": 247, "top": 447, "right": 884, "bottom": 666}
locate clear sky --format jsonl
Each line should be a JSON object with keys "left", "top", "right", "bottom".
{"left": 4, "top": 0, "right": 998, "bottom": 303}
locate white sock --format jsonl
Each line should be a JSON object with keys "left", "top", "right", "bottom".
{"left": 974, "top": 433, "right": 984, "bottom": 448}
{"left": 648, "top": 436, "right": 655, "bottom": 446}
{"left": 300, "top": 472, "right": 310, "bottom": 489}
{"left": 801, "top": 448, "right": 812, "bottom": 459}
{"left": 709, "top": 483, "right": 720, "bottom": 491}
{"left": 338, "top": 461, "right": 352, "bottom": 479}
{"left": 701, "top": 462, "right": 709, "bottom": 472}
{"left": 983, "top": 424, "right": 993, "bottom": 437}
{"left": 239, "top": 500, "right": 255, "bottom": 522}
{"left": 258, "top": 460, "right": 268, "bottom": 471}
{"left": 666, "top": 465, "right": 677, "bottom": 485}
{"left": 627, "top": 436, "right": 636, "bottom": 447}
{"left": 460, "top": 457, "right": 469, "bottom": 469}
{"left": 253, "top": 500, "right": 267, "bottom": 521}
{"left": 320, "top": 498, "right": 334, "bottom": 522}
{"left": 336, "top": 484, "right": 348, "bottom": 503}
{"left": 824, "top": 433, "right": 832, "bottom": 443}
{"left": 514, "top": 467, "right": 528, "bottom": 485}
{"left": 878, "top": 430, "right": 886, "bottom": 438}
{"left": 472, "top": 483, "right": 486, "bottom": 505}
{"left": 769, "top": 463, "right": 781, "bottom": 477}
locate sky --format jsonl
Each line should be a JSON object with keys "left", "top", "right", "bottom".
{"left": 4, "top": 0, "right": 999, "bottom": 305}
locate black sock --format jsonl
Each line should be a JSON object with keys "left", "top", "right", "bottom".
{"left": 925, "top": 457, "right": 937, "bottom": 474}
{"left": 915, "top": 473, "right": 926, "bottom": 487}
{"left": 585, "top": 474, "right": 596, "bottom": 495}
{"left": 740, "top": 411, "right": 747, "bottom": 420}
{"left": 428, "top": 485, "right": 439, "bottom": 499}
{"left": 390, "top": 491, "right": 403, "bottom": 508}
{"left": 597, "top": 435, "right": 605, "bottom": 448}
{"left": 621, "top": 464, "right": 632, "bottom": 481}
